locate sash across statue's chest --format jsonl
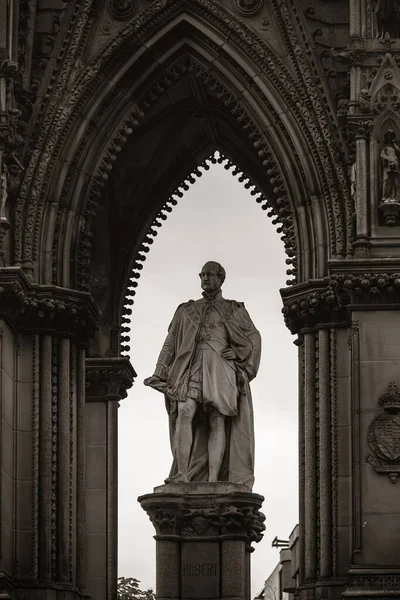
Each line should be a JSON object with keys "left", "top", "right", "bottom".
{"left": 185, "top": 300, "right": 233, "bottom": 341}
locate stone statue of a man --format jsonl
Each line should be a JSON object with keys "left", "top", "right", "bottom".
{"left": 144, "top": 261, "right": 261, "bottom": 490}
{"left": 380, "top": 129, "right": 400, "bottom": 203}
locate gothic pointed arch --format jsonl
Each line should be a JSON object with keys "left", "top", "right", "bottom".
{"left": 12, "top": 0, "right": 352, "bottom": 309}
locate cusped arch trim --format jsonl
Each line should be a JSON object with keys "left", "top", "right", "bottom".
{"left": 118, "top": 151, "right": 297, "bottom": 357}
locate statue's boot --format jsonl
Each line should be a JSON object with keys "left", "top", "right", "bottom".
{"left": 164, "top": 472, "right": 189, "bottom": 484}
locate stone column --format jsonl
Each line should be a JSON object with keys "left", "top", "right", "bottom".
{"left": 139, "top": 483, "right": 265, "bottom": 600}
{"left": 282, "top": 282, "right": 349, "bottom": 600}
{"left": 318, "top": 328, "right": 332, "bottom": 579}
{"left": 0, "top": 268, "right": 99, "bottom": 599}
{"left": 353, "top": 121, "right": 372, "bottom": 255}
{"left": 85, "top": 357, "right": 136, "bottom": 600}
{"left": 303, "top": 331, "right": 317, "bottom": 583}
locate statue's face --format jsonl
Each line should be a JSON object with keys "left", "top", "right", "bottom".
{"left": 199, "top": 263, "right": 223, "bottom": 294}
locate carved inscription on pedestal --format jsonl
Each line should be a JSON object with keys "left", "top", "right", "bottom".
{"left": 182, "top": 563, "right": 219, "bottom": 577}
{"left": 181, "top": 542, "right": 219, "bottom": 598}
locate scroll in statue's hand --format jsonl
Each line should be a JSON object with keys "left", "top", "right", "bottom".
{"left": 220, "top": 347, "right": 236, "bottom": 361}
{"left": 144, "top": 375, "right": 167, "bottom": 393}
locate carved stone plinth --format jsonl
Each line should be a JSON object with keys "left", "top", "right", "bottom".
{"left": 138, "top": 483, "right": 265, "bottom": 600}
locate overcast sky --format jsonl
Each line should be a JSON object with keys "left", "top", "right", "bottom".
{"left": 118, "top": 156, "right": 299, "bottom": 596}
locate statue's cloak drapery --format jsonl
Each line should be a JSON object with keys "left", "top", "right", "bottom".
{"left": 151, "top": 295, "right": 262, "bottom": 489}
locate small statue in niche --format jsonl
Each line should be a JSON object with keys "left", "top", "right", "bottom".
{"left": 374, "top": 0, "right": 400, "bottom": 39}
{"left": 380, "top": 130, "right": 400, "bottom": 202}
{"left": 379, "top": 130, "right": 400, "bottom": 225}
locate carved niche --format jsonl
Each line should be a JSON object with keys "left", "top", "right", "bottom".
{"left": 367, "top": 382, "right": 400, "bottom": 483}
{"left": 378, "top": 128, "right": 400, "bottom": 225}
{"left": 374, "top": 0, "right": 400, "bottom": 40}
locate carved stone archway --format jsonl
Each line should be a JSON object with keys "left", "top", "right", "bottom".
{"left": 1, "top": 0, "right": 400, "bottom": 599}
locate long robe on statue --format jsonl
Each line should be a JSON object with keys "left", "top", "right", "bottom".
{"left": 150, "top": 291, "right": 261, "bottom": 490}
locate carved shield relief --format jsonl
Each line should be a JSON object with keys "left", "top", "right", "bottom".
{"left": 367, "top": 382, "right": 400, "bottom": 483}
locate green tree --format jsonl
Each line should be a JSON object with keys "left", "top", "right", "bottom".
{"left": 117, "top": 577, "right": 155, "bottom": 600}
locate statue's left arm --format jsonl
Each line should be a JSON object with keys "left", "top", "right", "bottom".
{"left": 234, "top": 304, "right": 262, "bottom": 381}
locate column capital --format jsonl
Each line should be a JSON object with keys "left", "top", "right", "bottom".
{"left": 281, "top": 279, "right": 346, "bottom": 334}
{"left": 139, "top": 484, "right": 265, "bottom": 543}
{"left": 0, "top": 268, "right": 99, "bottom": 341}
{"left": 85, "top": 357, "right": 136, "bottom": 401}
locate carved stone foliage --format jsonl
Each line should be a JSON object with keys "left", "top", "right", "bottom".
{"left": 139, "top": 490, "right": 265, "bottom": 543}
{"left": 0, "top": 268, "right": 99, "bottom": 341}
{"left": 85, "top": 357, "right": 136, "bottom": 400}
{"left": 367, "top": 382, "right": 400, "bottom": 483}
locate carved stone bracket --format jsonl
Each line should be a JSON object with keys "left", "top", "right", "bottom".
{"left": 85, "top": 357, "right": 136, "bottom": 400}
{"left": 367, "top": 382, "right": 400, "bottom": 483}
{"left": 348, "top": 118, "right": 374, "bottom": 140}
{"left": 139, "top": 485, "right": 265, "bottom": 543}
{"left": 281, "top": 280, "right": 347, "bottom": 334}
{"left": 0, "top": 267, "right": 99, "bottom": 341}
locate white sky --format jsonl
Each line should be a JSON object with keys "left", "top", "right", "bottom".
{"left": 118, "top": 157, "right": 299, "bottom": 596}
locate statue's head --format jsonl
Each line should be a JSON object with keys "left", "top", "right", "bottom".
{"left": 199, "top": 261, "right": 226, "bottom": 293}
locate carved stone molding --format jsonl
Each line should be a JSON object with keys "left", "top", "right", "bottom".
{"left": 347, "top": 568, "right": 400, "bottom": 590}
{"left": 282, "top": 269, "right": 400, "bottom": 333}
{"left": 330, "top": 271, "right": 400, "bottom": 306}
{"left": 139, "top": 486, "right": 265, "bottom": 543}
{"left": 85, "top": 357, "right": 136, "bottom": 400}
{"left": 367, "top": 382, "right": 400, "bottom": 483}
{"left": 0, "top": 268, "right": 99, "bottom": 341}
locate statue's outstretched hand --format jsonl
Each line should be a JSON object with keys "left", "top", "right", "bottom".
{"left": 221, "top": 348, "right": 236, "bottom": 361}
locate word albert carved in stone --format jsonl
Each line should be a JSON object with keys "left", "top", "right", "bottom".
{"left": 144, "top": 261, "right": 261, "bottom": 489}
{"left": 182, "top": 563, "right": 218, "bottom": 577}
{"left": 367, "top": 382, "right": 400, "bottom": 483}
{"left": 379, "top": 129, "right": 400, "bottom": 225}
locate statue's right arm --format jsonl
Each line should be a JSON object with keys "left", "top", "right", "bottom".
{"left": 144, "top": 304, "right": 184, "bottom": 384}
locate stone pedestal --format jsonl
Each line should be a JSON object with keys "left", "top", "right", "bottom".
{"left": 138, "top": 483, "right": 265, "bottom": 600}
